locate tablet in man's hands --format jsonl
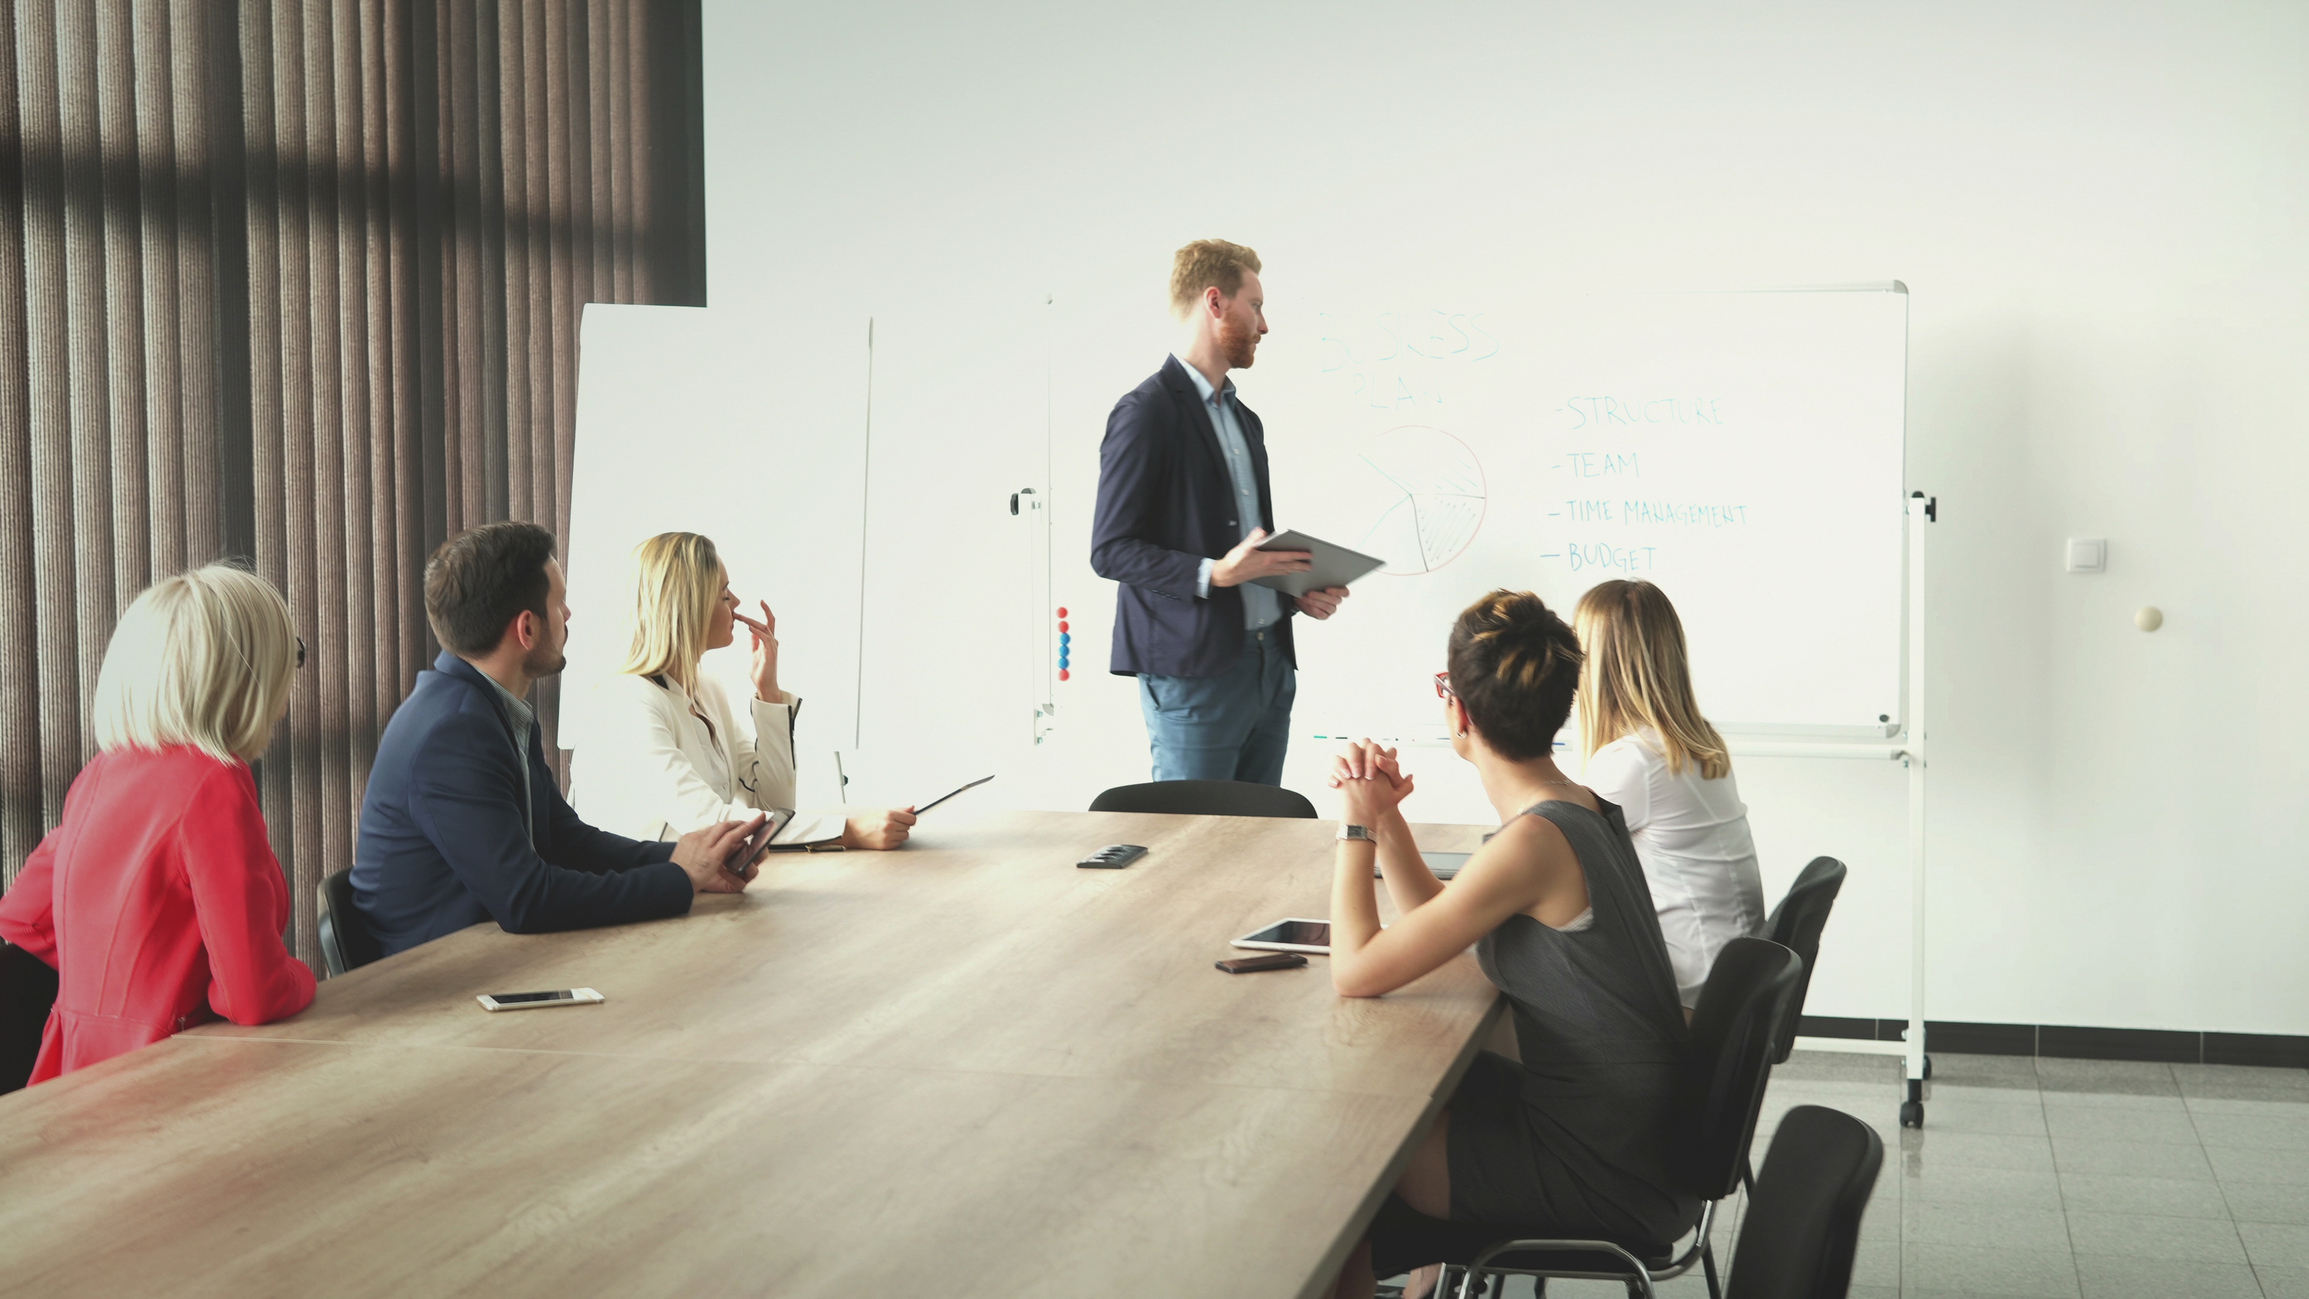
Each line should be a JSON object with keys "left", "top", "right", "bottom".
{"left": 1247, "top": 530, "right": 1384, "bottom": 599}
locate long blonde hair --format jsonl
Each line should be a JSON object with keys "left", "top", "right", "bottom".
{"left": 1573, "top": 580, "right": 1730, "bottom": 780}
{"left": 92, "top": 564, "right": 298, "bottom": 764}
{"left": 620, "top": 532, "right": 722, "bottom": 696}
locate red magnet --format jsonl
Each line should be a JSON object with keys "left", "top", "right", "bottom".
{"left": 1058, "top": 669, "right": 1071, "bottom": 682}
{"left": 1057, "top": 621, "right": 1069, "bottom": 633}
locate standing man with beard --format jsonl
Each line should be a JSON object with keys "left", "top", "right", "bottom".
{"left": 352, "top": 522, "right": 763, "bottom": 957}
{"left": 1092, "top": 240, "right": 1349, "bottom": 785}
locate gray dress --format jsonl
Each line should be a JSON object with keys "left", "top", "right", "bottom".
{"left": 1377, "top": 797, "right": 1700, "bottom": 1267}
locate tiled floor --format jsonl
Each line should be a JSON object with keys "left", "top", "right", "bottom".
{"left": 1481, "top": 1050, "right": 2309, "bottom": 1299}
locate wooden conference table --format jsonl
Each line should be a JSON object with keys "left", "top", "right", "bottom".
{"left": 0, "top": 810, "right": 1502, "bottom": 1297}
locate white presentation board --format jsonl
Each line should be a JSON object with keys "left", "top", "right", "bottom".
{"left": 559, "top": 305, "right": 869, "bottom": 810}
{"left": 1247, "top": 286, "right": 1910, "bottom": 740}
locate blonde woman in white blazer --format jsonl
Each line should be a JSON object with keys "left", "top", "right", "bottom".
{"left": 578, "top": 532, "right": 914, "bottom": 851}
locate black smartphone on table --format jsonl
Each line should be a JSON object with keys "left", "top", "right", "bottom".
{"left": 1215, "top": 953, "right": 1308, "bottom": 974}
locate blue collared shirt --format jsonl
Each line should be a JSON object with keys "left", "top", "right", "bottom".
{"left": 1178, "top": 356, "right": 1281, "bottom": 631}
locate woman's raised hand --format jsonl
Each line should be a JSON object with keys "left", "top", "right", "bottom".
{"left": 734, "top": 600, "right": 781, "bottom": 702}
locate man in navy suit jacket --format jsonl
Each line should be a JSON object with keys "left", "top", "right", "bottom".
{"left": 1091, "top": 241, "right": 1349, "bottom": 785}
{"left": 354, "top": 522, "right": 760, "bottom": 958}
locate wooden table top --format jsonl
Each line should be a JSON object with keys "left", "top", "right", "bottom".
{"left": 0, "top": 810, "right": 1502, "bottom": 1297}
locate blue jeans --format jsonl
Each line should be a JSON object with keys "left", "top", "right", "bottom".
{"left": 1137, "top": 628, "right": 1295, "bottom": 785}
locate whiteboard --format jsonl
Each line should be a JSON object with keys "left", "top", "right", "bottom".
{"left": 560, "top": 304, "right": 868, "bottom": 810}
{"left": 1247, "top": 286, "right": 1909, "bottom": 739}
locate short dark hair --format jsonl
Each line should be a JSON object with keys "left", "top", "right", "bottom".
{"left": 424, "top": 522, "right": 556, "bottom": 656}
{"left": 1446, "top": 590, "right": 1584, "bottom": 761}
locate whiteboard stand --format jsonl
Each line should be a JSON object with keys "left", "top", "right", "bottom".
{"left": 1761, "top": 491, "right": 1934, "bottom": 1127}
{"left": 1899, "top": 490, "right": 1933, "bottom": 1128}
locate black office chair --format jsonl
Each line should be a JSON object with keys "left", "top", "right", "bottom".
{"left": 316, "top": 869, "right": 383, "bottom": 977}
{"left": 1087, "top": 779, "right": 1317, "bottom": 819}
{"left": 0, "top": 940, "right": 58, "bottom": 1093}
{"left": 1724, "top": 1105, "right": 1884, "bottom": 1299}
{"left": 1437, "top": 937, "right": 1805, "bottom": 1299}
{"left": 1764, "top": 857, "right": 1847, "bottom": 1065}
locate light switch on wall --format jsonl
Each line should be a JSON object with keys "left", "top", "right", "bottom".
{"left": 2066, "top": 538, "right": 2107, "bottom": 573}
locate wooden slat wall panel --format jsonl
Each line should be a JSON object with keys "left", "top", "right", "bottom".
{"left": 95, "top": 0, "right": 151, "bottom": 604}
{"left": 469, "top": 1, "right": 504, "bottom": 531}
{"left": 18, "top": 0, "right": 100, "bottom": 866}
{"left": 0, "top": 0, "right": 42, "bottom": 879}
{"left": 132, "top": 2, "right": 190, "bottom": 580}
{"left": 1, "top": 2, "right": 706, "bottom": 972}
{"left": 378, "top": 0, "right": 425, "bottom": 729}
{"left": 333, "top": 0, "right": 377, "bottom": 888}
{"left": 58, "top": 0, "right": 119, "bottom": 780}
{"left": 162, "top": 0, "right": 224, "bottom": 575}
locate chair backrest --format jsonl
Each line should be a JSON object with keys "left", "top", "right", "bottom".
{"left": 316, "top": 869, "right": 383, "bottom": 977}
{"left": 0, "top": 941, "right": 58, "bottom": 1093}
{"left": 1725, "top": 1105, "right": 1884, "bottom": 1299}
{"left": 1763, "top": 857, "right": 1847, "bottom": 1064}
{"left": 1087, "top": 779, "right": 1317, "bottom": 819}
{"left": 1675, "top": 936, "right": 1805, "bottom": 1200}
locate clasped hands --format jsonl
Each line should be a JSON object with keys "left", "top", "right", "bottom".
{"left": 1329, "top": 739, "right": 1416, "bottom": 824}
{"left": 1210, "top": 528, "right": 1350, "bottom": 620}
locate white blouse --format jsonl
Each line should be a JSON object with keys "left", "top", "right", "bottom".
{"left": 1583, "top": 729, "right": 1766, "bottom": 1008}
{"left": 573, "top": 672, "right": 800, "bottom": 843}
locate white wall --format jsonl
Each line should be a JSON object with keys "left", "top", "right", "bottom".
{"left": 634, "top": 0, "right": 2309, "bottom": 1035}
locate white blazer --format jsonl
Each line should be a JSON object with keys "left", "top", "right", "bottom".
{"left": 575, "top": 672, "right": 800, "bottom": 843}
{"left": 1583, "top": 728, "right": 1767, "bottom": 1009}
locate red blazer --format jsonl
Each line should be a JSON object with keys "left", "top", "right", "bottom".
{"left": 0, "top": 745, "right": 315, "bottom": 1084}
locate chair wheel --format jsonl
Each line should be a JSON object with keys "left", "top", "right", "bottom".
{"left": 1900, "top": 1100, "right": 1925, "bottom": 1128}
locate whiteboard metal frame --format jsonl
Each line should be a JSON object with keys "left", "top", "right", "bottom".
{"left": 1901, "top": 491, "right": 1930, "bottom": 1123}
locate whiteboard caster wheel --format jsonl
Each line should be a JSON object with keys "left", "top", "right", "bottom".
{"left": 1900, "top": 1101, "right": 1925, "bottom": 1129}
{"left": 1923, "top": 1054, "right": 1933, "bottom": 1081}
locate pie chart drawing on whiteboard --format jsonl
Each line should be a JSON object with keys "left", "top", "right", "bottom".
{"left": 1352, "top": 427, "right": 1487, "bottom": 575}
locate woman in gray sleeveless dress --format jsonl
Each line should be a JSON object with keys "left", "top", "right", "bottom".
{"left": 1323, "top": 591, "right": 1700, "bottom": 1299}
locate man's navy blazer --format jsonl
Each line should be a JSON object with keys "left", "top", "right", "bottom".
{"left": 352, "top": 652, "right": 690, "bottom": 957}
{"left": 1091, "top": 356, "right": 1297, "bottom": 678}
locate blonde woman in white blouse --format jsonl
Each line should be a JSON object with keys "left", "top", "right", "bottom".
{"left": 578, "top": 532, "right": 914, "bottom": 851}
{"left": 1573, "top": 580, "right": 1764, "bottom": 1010}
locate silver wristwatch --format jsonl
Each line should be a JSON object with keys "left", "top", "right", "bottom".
{"left": 1337, "top": 823, "right": 1374, "bottom": 842}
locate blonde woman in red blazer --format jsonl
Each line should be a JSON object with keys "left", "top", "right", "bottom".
{"left": 0, "top": 564, "right": 315, "bottom": 1085}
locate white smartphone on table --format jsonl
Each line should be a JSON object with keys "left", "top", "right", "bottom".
{"left": 476, "top": 988, "right": 605, "bottom": 1012}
